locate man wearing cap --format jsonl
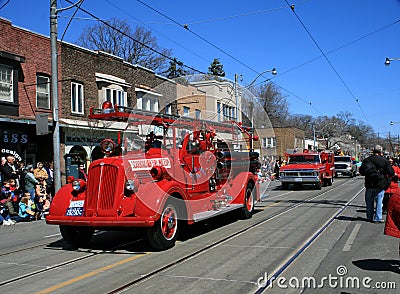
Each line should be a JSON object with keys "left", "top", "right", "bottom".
{"left": 359, "top": 149, "right": 395, "bottom": 223}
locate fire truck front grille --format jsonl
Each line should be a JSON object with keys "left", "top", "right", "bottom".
{"left": 86, "top": 164, "right": 118, "bottom": 212}
{"left": 283, "top": 171, "right": 314, "bottom": 177}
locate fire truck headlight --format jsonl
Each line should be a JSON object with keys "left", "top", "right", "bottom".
{"left": 125, "top": 178, "right": 139, "bottom": 193}
{"left": 72, "top": 179, "right": 86, "bottom": 192}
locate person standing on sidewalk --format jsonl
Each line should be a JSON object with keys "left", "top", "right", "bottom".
{"left": 359, "top": 148, "right": 394, "bottom": 223}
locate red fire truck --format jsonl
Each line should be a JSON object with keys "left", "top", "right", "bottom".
{"left": 46, "top": 103, "right": 261, "bottom": 250}
{"left": 279, "top": 149, "right": 335, "bottom": 190}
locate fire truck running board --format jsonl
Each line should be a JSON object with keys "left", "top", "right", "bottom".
{"left": 192, "top": 204, "right": 243, "bottom": 222}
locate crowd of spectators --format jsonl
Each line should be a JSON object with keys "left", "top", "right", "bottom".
{"left": 0, "top": 155, "right": 53, "bottom": 226}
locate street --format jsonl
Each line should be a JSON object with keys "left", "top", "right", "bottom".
{"left": 0, "top": 177, "right": 398, "bottom": 294}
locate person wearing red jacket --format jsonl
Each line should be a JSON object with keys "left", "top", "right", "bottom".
{"left": 384, "top": 188, "right": 400, "bottom": 259}
{"left": 383, "top": 158, "right": 400, "bottom": 214}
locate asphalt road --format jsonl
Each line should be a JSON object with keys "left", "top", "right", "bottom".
{"left": 0, "top": 176, "right": 398, "bottom": 294}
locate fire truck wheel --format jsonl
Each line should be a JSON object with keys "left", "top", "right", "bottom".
{"left": 147, "top": 199, "right": 180, "bottom": 250}
{"left": 59, "top": 225, "right": 94, "bottom": 247}
{"left": 238, "top": 182, "right": 255, "bottom": 219}
{"left": 281, "top": 183, "right": 289, "bottom": 190}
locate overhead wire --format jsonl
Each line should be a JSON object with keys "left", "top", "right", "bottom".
{"left": 102, "top": 0, "right": 211, "bottom": 74}
{"left": 134, "top": 0, "right": 322, "bottom": 116}
{"left": 283, "top": 0, "right": 369, "bottom": 124}
{"left": 0, "top": 0, "right": 11, "bottom": 10}
{"left": 59, "top": 0, "right": 85, "bottom": 41}
{"left": 64, "top": 0, "right": 206, "bottom": 75}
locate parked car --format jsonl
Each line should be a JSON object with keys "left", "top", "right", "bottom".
{"left": 334, "top": 155, "right": 357, "bottom": 177}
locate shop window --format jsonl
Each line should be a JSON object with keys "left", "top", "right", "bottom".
{"left": 36, "top": 75, "right": 50, "bottom": 109}
{"left": 0, "top": 64, "right": 13, "bottom": 102}
{"left": 71, "top": 82, "right": 84, "bottom": 114}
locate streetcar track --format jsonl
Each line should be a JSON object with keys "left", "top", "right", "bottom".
{"left": 0, "top": 179, "right": 358, "bottom": 292}
{"left": 108, "top": 180, "right": 355, "bottom": 293}
{"left": 0, "top": 237, "right": 147, "bottom": 287}
{"left": 255, "top": 186, "right": 365, "bottom": 293}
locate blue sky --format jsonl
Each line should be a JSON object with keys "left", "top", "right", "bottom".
{"left": 1, "top": 0, "right": 400, "bottom": 138}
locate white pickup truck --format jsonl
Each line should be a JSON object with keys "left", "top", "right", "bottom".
{"left": 334, "top": 155, "right": 357, "bottom": 177}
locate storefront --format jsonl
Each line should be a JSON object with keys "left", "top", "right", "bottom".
{"left": 0, "top": 120, "right": 52, "bottom": 166}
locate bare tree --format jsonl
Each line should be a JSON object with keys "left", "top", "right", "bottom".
{"left": 256, "top": 82, "right": 289, "bottom": 126}
{"left": 77, "top": 18, "right": 172, "bottom": 73}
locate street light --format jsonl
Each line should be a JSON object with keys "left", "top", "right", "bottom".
{"left": 246, "top": 68, "right": 277, "bottom": 88}
{"left": 313, "top": 123, "right": 335, "bottom": 151}
{"left": 385, "top": 57, "right": 400, "bottom": 66}
{"left": 234, "top": 68, "right": 277, "bottom": 122}
{"left": 390, "top": 121, "right": 400, "bottom": 125}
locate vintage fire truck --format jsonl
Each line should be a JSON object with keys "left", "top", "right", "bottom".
{"left": 46, "top": 103, "right": 261, "bottom": 250}
{"left": 279, "top": 149, "right": 335, "bottom": 190}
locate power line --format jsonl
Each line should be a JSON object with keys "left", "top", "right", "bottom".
{"left": 66, "top": 0, "right": 324, "bottom": 118}
{"left": 284, "top": 0, "right": 369, "bottom": 124}
{"left": 134, "top": 0, "right": 324, "bottom": 115}
{"left": 64, "top": 0, "right": 205, "bottom": 75}
{"left": 0, "top": 0, "right": 11, "bottom": 10}
{"left": 102, "top": 0, "right": 212, "bottom": 72}
{"left": 135, "top": 0, "right": 260, "bottom": 77}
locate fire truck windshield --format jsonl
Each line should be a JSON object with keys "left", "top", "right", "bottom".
{"left": 288, "top": 155, "right": 320, "bottom": 164}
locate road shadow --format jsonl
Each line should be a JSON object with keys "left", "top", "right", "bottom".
{"left": 336, "top": 216, "right": 373, "bottom": 223}
{"left": 353, "top": 259, "right": 400, "bottom": 274}
{"left": 45, "top": 210, "right": 248, "bottom": 253}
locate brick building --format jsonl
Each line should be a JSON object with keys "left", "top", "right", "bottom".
{"left": 0, "top": 18, "right": 176, "bottom": 182}
{"left": 274, "top": 126, "right": 305, "bottom": 157}
{"left": 59, "top": 42, "right": 176, "bottom": 178}
{"left": 0, "top": 18, "right": 55, "bottom": 165}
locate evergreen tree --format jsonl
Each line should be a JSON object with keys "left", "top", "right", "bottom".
{"left": 208, "top": 58, "right": 225, "bottom": 78}
{"left": 164, "top": 58, "right": 186, "bottom": 79}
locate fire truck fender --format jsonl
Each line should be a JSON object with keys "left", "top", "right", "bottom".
{"left": 135, "top": 180, "right": 188, "bottom": 221}
{"left": 229, "top": 172, "right": 259, "bottom": 204}
{"left": 48, "top": 184, "right": 85, "bottom": 217}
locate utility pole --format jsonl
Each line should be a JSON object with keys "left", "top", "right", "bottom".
{"left": 234, "top": 74, "right": 238, "bottom": 121}
{"left": 50, "top": 0, "right": 61, "bottom": 192}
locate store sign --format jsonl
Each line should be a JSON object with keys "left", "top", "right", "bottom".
{"left": 0, "top": 148, "right": 22, "bottom": 161}
{"left": 1, "top": 131, "right": 28, "bottom": 144}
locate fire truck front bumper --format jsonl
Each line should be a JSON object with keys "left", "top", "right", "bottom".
{"left": 45, "top": 215, "right": 156, "bottom": 228}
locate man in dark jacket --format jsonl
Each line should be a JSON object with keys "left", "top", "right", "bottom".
{"left": 1, "top": 156, "right": 20, "bottom": 187}
{"left": 359, "top": 149, "right": 395, "bottom": 223}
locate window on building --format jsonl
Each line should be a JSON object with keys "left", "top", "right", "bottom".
{"left": 262, "top": 137, "right": 276, "bottom": 148}
{"left": 137, "top": 95, "right": 159, "bottom": 112}
{"left": 195, "top": 109, "right": 201, "bottom": 119}
{"left": 165, "top": 104, "right": 172, "bottom": 115}
{"left": 217, "top": 101, "right": 221, "bottom": 122}
{"left": 135, "top": 88, "right": 162, "bottom": 113}
{"left": 0, "top": 64, "right": 13, "bottom": 102}
{"left": 36, "top": 75, "right": 50, "bottom": 109}
{"left": 105, "top": 87, "right": 127, "bottom": 107}
{"left": 71, "top": 82, "right": 84, "bottom": 114}
{"left": 183, "top": 106, "right": 190, "bottom": 117}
